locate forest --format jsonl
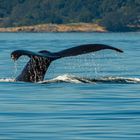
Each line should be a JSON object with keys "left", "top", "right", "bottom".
{"left": 0, "top": 0, "right": 139, "bottom": 31}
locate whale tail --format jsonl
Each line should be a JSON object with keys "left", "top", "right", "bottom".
{"left": 11, "top": 44, "right": 123, "bottom": 82}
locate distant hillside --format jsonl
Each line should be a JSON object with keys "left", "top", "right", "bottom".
{"left": 0, "top": 0, "right": 139, "bottom": 31}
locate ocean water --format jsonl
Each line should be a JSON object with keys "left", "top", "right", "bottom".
{"left": 0, "top": 32, "right": 140, "bottom": 140}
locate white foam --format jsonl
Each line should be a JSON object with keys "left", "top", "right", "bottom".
{"left": 40, "top": 74, "right": 83, "bottom": 84}
{"left": 0, "top": 75, "right": 139, "bottom": 84}
{"left": 98, "top": 77, "right": 140, "bottom": 83}
{"left": 40, "top": 74, "right": 140, "bottom": 84}
{"left": 0, "top": 78, "right": 15, "bottom": 82}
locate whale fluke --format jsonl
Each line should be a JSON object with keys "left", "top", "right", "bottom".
{"left": 11, "top": 44, "right": 123, "bottom": 61}
{"left": 11, "top": 44, "right": 123, "bottom": 82}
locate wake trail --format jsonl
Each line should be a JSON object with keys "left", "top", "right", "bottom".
{"left": 40, "top": 74, "right": 140, "bottom": 84}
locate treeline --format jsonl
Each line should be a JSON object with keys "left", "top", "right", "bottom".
{"left": 0, "top": 0, "right": 139, "bottom": 31}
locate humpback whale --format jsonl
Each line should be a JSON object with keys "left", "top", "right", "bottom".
{"left": 11, "top": 44, "right": 123, "bottom": 82}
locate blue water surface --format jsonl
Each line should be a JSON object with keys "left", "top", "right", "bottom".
{"left": 0, "top": 32, "right": 140, "bottom": 140}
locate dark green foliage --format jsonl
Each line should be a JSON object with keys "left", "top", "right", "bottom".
{"left": 0, "top": 0, "right": 139, "bottom": 31}
{"left": 100, "top": 0, "right": 140, "bottom": 31}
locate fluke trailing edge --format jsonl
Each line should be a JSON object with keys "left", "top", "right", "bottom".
{"left": 11, "top": 44, "right": 123, "bottom": 82}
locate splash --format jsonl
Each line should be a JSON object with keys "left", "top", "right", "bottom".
{"left": 40, "top": 74, "right": 140, "bottom": 84}
{"left": 0, "top": 78, "right": 15, "bottom": 82}
{"left": 0, "top": 74, "right": 139, "bottom": 84}
{"left": 13, "top": 61, "right": 18, "bottom": 77}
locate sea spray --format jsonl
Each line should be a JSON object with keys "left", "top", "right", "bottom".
{"left": 12, "top": 61, "right": 18, "bottom": 79}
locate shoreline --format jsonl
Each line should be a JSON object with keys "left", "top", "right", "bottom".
{"left": 0, "top": 23, "right": 107, "bottom": 33}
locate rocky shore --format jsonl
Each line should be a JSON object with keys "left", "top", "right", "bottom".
{"left": 0, "top": 23, "right": 106, "bottom": 33}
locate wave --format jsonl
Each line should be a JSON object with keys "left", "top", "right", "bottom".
{"left": 40, "top": 74, "right": 140, "bottom": 84}
{"left": 0, "top": 74, "right": 140, "bottom": 84}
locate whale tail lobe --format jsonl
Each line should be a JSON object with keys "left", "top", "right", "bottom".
{"left": 53, "top": 44, "right": 123, "bottom": 60}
